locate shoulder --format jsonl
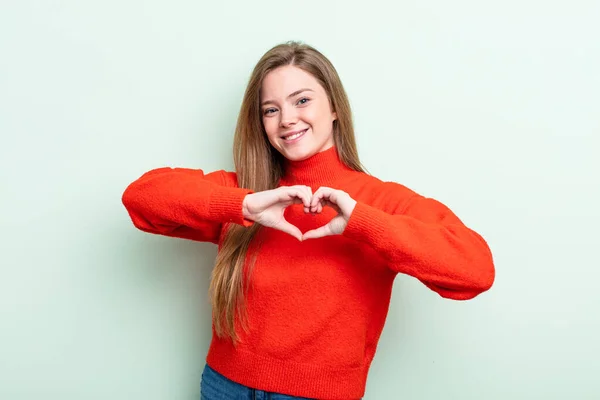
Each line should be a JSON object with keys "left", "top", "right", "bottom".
{"left": 136, "top": 167, "right": 239, "bottom": 188}
{"left": 204, "top": 169, "right": 239, "bottom": 187}
{"left": 337, "top": 171, "right": 419, "bottom": 214}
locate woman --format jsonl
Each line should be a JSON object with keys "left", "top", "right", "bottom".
{"left": 122, "top": 41, "right": 495, "bottom": 400}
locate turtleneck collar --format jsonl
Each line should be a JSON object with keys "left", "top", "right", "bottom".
{"left": 281, "top": 146, "right": 353, "bottom": 187}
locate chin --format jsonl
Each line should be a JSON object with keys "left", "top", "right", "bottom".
{"left": 281, "top": 146, "right": 317, "bottom": 161}
{"left": 274, "top": 135, "right": 332, "bottom": 161}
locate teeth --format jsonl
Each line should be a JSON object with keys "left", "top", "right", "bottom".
{"left": 284, "top": 129, "right": 306, "bottom": 140}
{"left": 286, "top": 132, "right": 302, "bottom": 140}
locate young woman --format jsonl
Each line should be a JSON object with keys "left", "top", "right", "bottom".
{"left": 122, "top": 41, "right": 495, "bottom": 400}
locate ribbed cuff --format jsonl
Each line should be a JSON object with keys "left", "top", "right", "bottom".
{"left": 208, "top": 186, "right": 254, "bottom": 227}
{"left": 343, "top": 201, "right": 388, "bottom": 245}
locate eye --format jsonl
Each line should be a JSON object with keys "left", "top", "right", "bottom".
{"left": 296, "top": 97, "right": 310, "bottom": 105}
{"left": 263, "top": 108, "right": 277, "bottom": 115}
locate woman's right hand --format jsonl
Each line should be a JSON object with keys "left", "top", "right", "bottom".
{"left": 242, "top": 185, "right": 313, "bottom": 241}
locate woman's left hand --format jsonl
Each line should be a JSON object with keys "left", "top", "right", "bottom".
{"left": 303, "top": 187, "right": 357, "bottom": 240}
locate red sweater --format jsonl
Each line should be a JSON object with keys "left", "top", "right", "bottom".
{"left": 122, "top": 146, "right": 494, "bottom": 399}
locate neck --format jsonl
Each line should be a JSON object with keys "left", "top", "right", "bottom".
{"left": 281, "top": 146, "right": 352, "bottom": 187}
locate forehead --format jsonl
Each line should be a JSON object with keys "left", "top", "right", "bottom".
{"left": 261, "top": 65, "right": 324, "bottom": 98}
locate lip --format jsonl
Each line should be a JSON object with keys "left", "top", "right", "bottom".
{"left": 281, "top": 128, "right": 308, "bottom": 144}
{"left": 281, "top": 128, "right": 308, "bottom": 139}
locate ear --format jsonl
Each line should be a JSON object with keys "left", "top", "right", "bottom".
{"left": 332, "top": 111, "right": 337, "bottom": 121}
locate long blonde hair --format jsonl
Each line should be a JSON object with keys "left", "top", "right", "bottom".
{"left": 209, "top": 41, "right": 365, "bottom": 343}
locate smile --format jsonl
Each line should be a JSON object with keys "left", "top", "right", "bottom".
{"left": 282, "top": 128, "right": 308, "bottom": 142}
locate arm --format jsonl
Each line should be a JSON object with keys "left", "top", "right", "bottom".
{"left": 121, "top": 167, "right": 253, "bottom": 244}
{"left": 343, "top": 188, "right": 495, "bottom": 300}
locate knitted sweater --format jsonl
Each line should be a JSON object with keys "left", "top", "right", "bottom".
{"left": 121, "top": 146, "right": 495, "bottom": 399}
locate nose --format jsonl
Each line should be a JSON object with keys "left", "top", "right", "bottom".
{"left": 279, "top": 106, "right": 298, "bottom": 128}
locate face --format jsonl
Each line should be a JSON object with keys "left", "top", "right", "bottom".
{"left": 260, "top": 65, "right": 337, "bottom": 161}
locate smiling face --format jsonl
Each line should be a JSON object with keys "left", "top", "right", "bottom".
{"left": 260, "top": 65, "right": 337, "bottom": 161}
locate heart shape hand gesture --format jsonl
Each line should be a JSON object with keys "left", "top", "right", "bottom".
{"left": 242, "top": 185, "right": 357, "bottom": 241}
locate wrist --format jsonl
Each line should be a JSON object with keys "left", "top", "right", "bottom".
{"left": 242, "top": 194, "right": 252, "bottom": 219}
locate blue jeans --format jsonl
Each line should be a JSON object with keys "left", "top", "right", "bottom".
{"left": 200, "top": 364, "right": 314, "bottom": 400}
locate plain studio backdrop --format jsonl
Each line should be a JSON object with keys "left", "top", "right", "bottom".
{"left": 1, "top": 1, "right": 598, "bottom": 399}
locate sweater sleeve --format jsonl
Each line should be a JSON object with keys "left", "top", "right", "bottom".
{"left": 342, "top": 189, "right": 495, "bottom": 300}
{"left": 121, "top": 167, "right": 254, "bottom": 244}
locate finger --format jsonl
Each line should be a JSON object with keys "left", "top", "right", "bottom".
{"left": 301, "top": 186, "right": 313, "bottom": 212}
{"left": 294, "top": 186, "right": 312, "bottom": 208}
{"left": 283, "top": 189, "right": 309, "bottom": 207}
{"left": 277, "top": 188, "right": 295, "bottom": 204}
{"left": 276, "top": 220, "right": 303, "bottom": 241}
{"left": 321, "top": 188, "right": 340, "bottom": 205}
{"left": 309, "top": 188, "right": 322, "bottom": 210}
{"left": 314, "top": 187, "right": 341, "bottom": 213}
{"left": 303, "top": 224, "right": 333, "bottom": 240}
{"left": 282, "top": 191, "right": 299, "bottom": 206}
{"left": 301, "top": 185, "right": 313, "bottom": 199}
{"left": 322, "top": 199, "right": 342, "bottom": 214}
{"left": 310, "top": 187, "right": 332, "bottom": 211}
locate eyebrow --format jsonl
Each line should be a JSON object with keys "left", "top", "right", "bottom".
{"left": 261, "top": 88, "right": 314, "bottom": 107}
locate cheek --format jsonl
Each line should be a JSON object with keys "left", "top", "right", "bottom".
{"left": 262, "top": 118, "right": 278, "bottom": 140}
{"left": 306, "top": 105, "right": 332, "bottom": 127}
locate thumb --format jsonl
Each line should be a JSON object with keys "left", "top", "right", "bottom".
{"left": 274, "top": 220, "right": 303, "bottom": 241}
{"left": 302, "top": 224, "right": 333, "bottom": 241}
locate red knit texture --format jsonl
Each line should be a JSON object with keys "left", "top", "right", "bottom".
{"left": 122, "top": 146, "right": 495, "bottom": 399}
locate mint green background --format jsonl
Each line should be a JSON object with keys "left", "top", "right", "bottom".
{"left": 1, "top": 1, "right": 599, "bottom": 399}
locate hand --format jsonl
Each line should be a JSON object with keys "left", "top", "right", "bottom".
{"left": 242, "top": 185, "right": 312, "bottom": 241}
{"left": 303, "top": 187, "right": 357, "bottom": 240}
